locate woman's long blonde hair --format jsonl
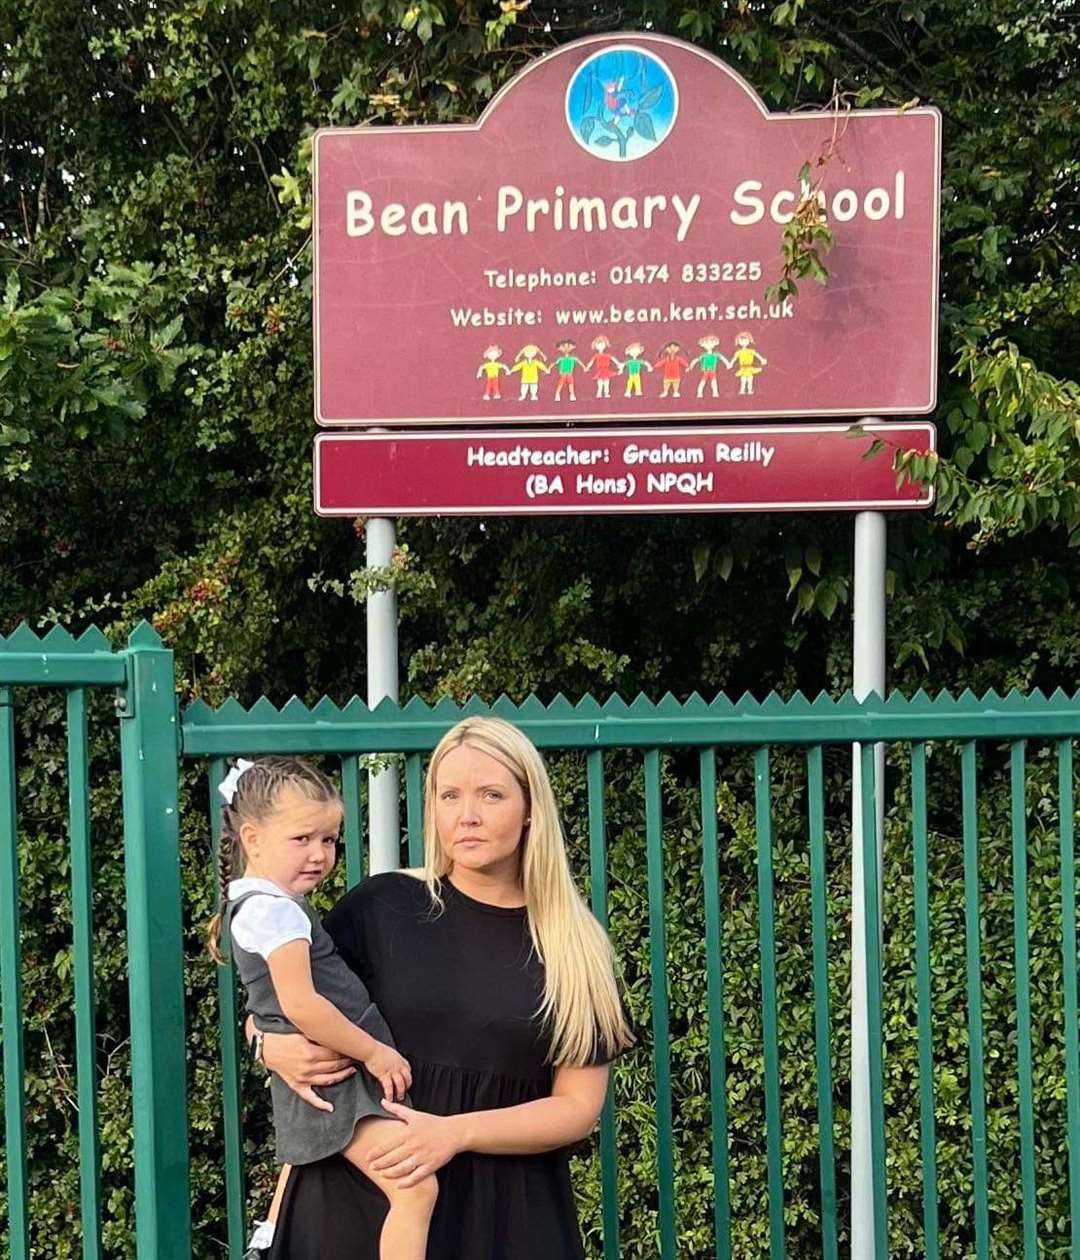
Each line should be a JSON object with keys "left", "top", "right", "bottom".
{"left": 417, "top": 716, "right": 634, "bottom": 1066}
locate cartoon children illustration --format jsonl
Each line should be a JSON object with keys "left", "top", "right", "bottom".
{"left": 620, "top": 342, "right": 652, "bottom": 398}
{"left": 655, "top": 341, "right": 691, "bottom": 399}
{"left": 476, "top": 345, "right": 510, "bottom": 401}
{"left": 729, "top": 331, "right": 768, "bottom": 396}
{"left": 552, "top": 340, "right": 587, "bottom": 402}
{"left": 585, "top": 335, "right": 621, "bottom": 399}
{"left": 690, "top": 334, "right": 730, "bottom": 399}
{"left": 509, "top": 344, "right": 550, "bottom": 402}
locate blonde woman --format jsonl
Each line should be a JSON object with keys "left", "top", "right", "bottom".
{"left": 260, "top": 716, "right": 633, "bottom": 1260}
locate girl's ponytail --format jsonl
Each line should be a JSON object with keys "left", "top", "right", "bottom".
{"left": 207, "top": 801, "right": 241, "bottom": 965}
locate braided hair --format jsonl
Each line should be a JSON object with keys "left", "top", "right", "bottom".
{"left": 206, "top": 756, "right": 341, "bottom": 964}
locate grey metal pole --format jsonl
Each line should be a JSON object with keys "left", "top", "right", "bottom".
{"left": 366, "top": 516, "right": 401, "bottom": 873}
{"left": 850, "top": 507, "right": 887, "bottom": 1258}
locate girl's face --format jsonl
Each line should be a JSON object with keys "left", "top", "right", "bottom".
{"left": 239, "top": 786, "right": 342, "bottom": 896}
{"left": 434, "top": 743, "right": 528, "bottom": 881}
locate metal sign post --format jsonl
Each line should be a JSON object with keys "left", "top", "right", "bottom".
{"left": 850, "top": 504, "right": 887, "bottom": 1257}
{"left": 365, "top": 515, "right": 401, "bottom": 873}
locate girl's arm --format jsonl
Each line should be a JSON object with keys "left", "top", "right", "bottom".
{"left": 368, "top": 1064, "right": 610, "bottom": 1185}
{"left": 267, "top": 941, "right": 410, "bottom": 1098}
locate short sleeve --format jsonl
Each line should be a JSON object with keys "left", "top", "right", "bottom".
{"left": 585, "top": 991, "right": 637, "bottom": 1066}
{"left": 231, "top": 894, "right": 312, "bottom": 960}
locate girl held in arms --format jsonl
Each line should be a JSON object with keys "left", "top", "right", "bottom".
{"left": 207, "top": 758, "right": 436, "bottom": 1260}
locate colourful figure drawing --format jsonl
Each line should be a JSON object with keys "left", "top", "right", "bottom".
{"left": 620, "top": 342, "right": 652, "bottom": 398}
{"left": 553, "top": 340, "right": 587, "bottom": 402}
{"left": 656, "top": 341, "right": 690, "bottom": 399}
{"left": 476, "top": 345, "right": 510, "bottom": 400}
{"left": 585, "top": 335, "right": 621, "bottom": 398}
{"left": 729, "top": 331, "right": 767, "bottom": 396}
{"left": 690, "top": 334, "right": 731, "bottom": 399}
{"left": 509, "top": 344, "right": 550, "bottom": 401}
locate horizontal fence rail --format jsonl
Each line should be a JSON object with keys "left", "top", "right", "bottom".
{"left": 181, "top": 686, "right": 1080, "bottom": 753}
{"left": 1, "top": 622, "right": 1079, "bottom": 1260}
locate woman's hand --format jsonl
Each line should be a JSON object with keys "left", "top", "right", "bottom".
{"left": 367, "top": 1101, "right": 464, "bottom": 1187}
{"left": 261, "top": 1030, "right": 356, "bottom": 1113}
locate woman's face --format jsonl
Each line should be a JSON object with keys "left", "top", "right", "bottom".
{"left": 434, "top": 743, "right": 528, "bottom": 880}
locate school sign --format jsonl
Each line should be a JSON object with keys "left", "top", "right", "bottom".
{"left": 313, "top": 34, "right": 941, "bottom": 431}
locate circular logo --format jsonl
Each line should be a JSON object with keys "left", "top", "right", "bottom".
{"left": 565, "top": 46, "right": 679, "bottom": 163}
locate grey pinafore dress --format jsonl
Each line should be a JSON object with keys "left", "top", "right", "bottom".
{"left": 228, "top": 890, "right": 398, "bottom": 1165}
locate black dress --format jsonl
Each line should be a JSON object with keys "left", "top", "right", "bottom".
{"left": 268, "top": 871, "right": 593, "bottom": 1260}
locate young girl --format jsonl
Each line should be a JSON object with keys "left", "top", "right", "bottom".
{"left": 207, "top": 757, "right": 438, "bottom": 1259}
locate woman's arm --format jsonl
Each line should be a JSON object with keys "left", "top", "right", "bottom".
{"left": 267, "top": 942, "right": 411, "bottom": 1099}
{"left": 455, "top": 1063, "right": 608, "bottom": 1154}
{"left": 368, "top": 1064, "right": 610, "bottom": 1186}
{"left": 259, "top": 1028, "right": 355, "bottom": 1111}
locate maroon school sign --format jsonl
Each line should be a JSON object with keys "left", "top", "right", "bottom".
{"left": 315, "top": 423, "right": 936, "bottom": 516}
{"left": 313, "top": 33, "right": 941, "bottom": 428}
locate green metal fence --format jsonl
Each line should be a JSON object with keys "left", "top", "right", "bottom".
{"left": 2, "top": 621, "right": 1080, "bottom": 1259}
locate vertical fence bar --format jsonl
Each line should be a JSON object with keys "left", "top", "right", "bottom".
{"left": 0, "top": 686, "right": 28, "bottom": 1260}
{"left": 1059, "top": 739, "right": 1080, "bottom": 1259}
{"left": 587, "top": 750, "right": 620, "bottom": 1260}
{"left": 859, "top": 742, "right": 888, "bottom": 1260}
{"left": 340, "top": 755, "right": 364, "bottom": 887}
{"left": 753, "top": 745, "right": 785, "bottom": 1260}
{"left": 910, "top": 742, "right": 939, "bottom": 1260}
{"left": 1010, "top": 741, "right": 1037, "bottom": 1260}
{"left": 961, "top": 740, "right": 990, "bottom": 1260}
{"left": 118, "top": 627, "right": 192, "bottom": 1260}
{"left": 405, "top": 754, "right": 424, "bottom": 867}
{"left": 67, "top": 688, "right": 103, "bottom": 1260}
{"left": 644, "top": 749, "right": 677, "bottom": 1260}
{"left": 700, "top": 749, "right": 732, "bottom": 1260}
{"left": 209, "top": 759, "right": 246, "bottom": 1260}
{"left": 806, "top": 746, "right": 838, "bottom": 1260}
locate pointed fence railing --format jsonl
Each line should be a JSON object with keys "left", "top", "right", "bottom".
{"left": 1, "top": 620, "right": 1079, "bottom": 1260}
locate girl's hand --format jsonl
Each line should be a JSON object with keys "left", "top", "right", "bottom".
{"left": 368, "top": 1102, "right": 463, "bottom": 1187}
{"left": 364, "top": 1042, "right": 412, "bottom": 1102}
{"left": 261, "top": 1031, "right": 356, "bottom": 1113}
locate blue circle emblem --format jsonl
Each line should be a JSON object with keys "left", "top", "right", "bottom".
{"left": 565, "top": 46, "right": 679, "bottom": 163}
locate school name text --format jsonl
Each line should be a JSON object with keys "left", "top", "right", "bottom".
{"left": 344, "top": 173, "right": 908, "bottom": 244}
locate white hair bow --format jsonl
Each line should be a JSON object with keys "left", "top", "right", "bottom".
{"left": 218, "top": 758, "right": 256, "bottom": 805}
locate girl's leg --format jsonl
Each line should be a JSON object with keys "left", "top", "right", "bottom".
{"left": 343, "top": 1119, "right": 438, "bottom": 1260}
{"left": 268, "top": 1166, "right": 290, "bottom": 1222}
{"left": 243, "top": 1166, "right": 291, "bottom": 1257}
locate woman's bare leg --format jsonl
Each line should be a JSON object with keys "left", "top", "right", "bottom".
{"left": 343, "top": 1119, "right": 438, "bottom": 1260}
